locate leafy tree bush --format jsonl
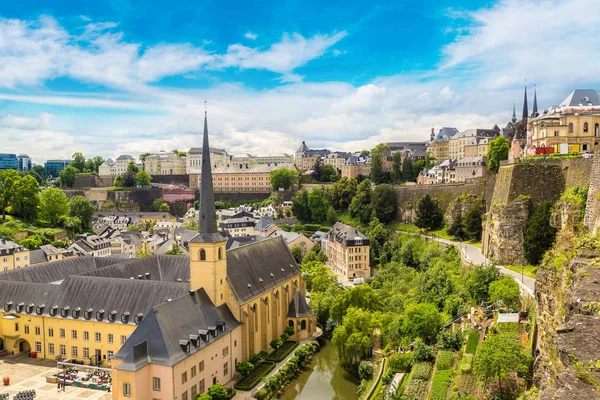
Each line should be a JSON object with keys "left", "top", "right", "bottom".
{"left": 447, "top": 212, "right": 466, "bottom": 239}
{"left": 269, "top": 338, "right": 283, "bottom": 350}
{"left": 358, "top": 360, "right": 373, "bottom": 380}
{"left": 388, "top": 352, "right": 413, "bottom": 372}
{"left": 474, "top": 333, "right": 530, "bottom": 389}
{"left": 466, "top": 265, "right": 500, "bottom": 304}
{"left": 12, "top": 175, "right": 40, "bottom": 220}
{"left": 415, "top": 195, "right": 443, "bottom": 230}
{"left": 135, "top": 171, "right": 152, "bottom": 187}
{"left": 391, "top": 152, "right": 402, "bottom": 184}
{"left": 401, "top": 303, "right": 443, "bottom": 344}
{"left": 308, "top": 189, "right": 328, "bottom": 223}
{"left": 248, "top": 353, "right": 261, "bottom": 364}
{"left": 290, "top": 245, "right": 303, "bottom": 264}
{"left": 165, "top": 242, "right": 184, "bottom": 255}
{"left": 207, "top": 383, "right": 228, "bottom": 400}
{"left": 372, "top": 184, "right": 398, "bottom": 223}
{"left": 436, "top": 331, "right": 464, "bottom": 351}
{"left": 59, "top": 166, "right": 78, "bottom": 188}
{"left": 489, "top": 276, "right": 521, "bottom": 308}
{"left": 235, "top": 361, "right": 254, "bottom": 377}
{"left": 412, "top": 342, "right": 434, "bottom": 363}
{"left": 326, "top": 177, "right": 357, "bottom": 211}
{"left": 69, "top": 195, "right": 95, "bottom": 230}
{"left": 39, "top": 188, "right": 70, "bottom": 226}
{"left": 284, "top": 326, "right": 296, "bottom": 337}
{"left": 292, "top": 189, "right": 311, "bottom": 222}
{"left": 487, "top": 136, "right": 510, "bottom": 173}
{"left": 410, "top": 362, "right": 433, "bottom": 380}
{"left": 326, "top": 206, "right": 337, "bottom": 226}
{"left": 436, "top": 351, "right": 455, "bottom": 370}
{"left": 463, "top": 203, "right": 483, "bottom": 240}
{"left": 349, "top": 179, "right": 373, "bottom": 224}
{"left": 524, "top": 202, "right": 557, "bottom": 265}
{"left": 270, "top": 168, "right": 299, "bottom": 190}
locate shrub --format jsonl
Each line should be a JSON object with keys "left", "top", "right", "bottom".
{"left": 430, "top": 370, "right": 453, "bottom": 400}
{"left": 389, "top": 352, "right": 414, "bottom": 372}
{"left": 411, "top": 362, "right": 433, "bottom": 380}
{"left": 270, "top": 338, "right": 283, "bottom": 350}
{"left": 460, "top": 354, "right": 474, "bottom": 373}
{"left": 267, "top": 341, "right": 299, "bottom": 362}
{"left": 524, "top": 202, "right": 557, "bottom": 265}
{"left": 413, "top": 342, "right": 434, "bottom": 363}
{"left": 358, "top": 360, "right": 373, "bottom": 381}
{"left": 465, "top": 333, "right": 480, "bottom": 354}
{"left": 437, "top": 331, "right": 465, "bottom": 351}
{"left": 235, "top": 361, "right": 254, "bottom": 377}
{"left": 436, "top": 351, "right": 455, "bottom": 371}
{"left": 284, "top": 326, "right": 296, "bottom": 337}
{"left": 248, "top": 353, "right": 261, "bottom": 364}
{"left": 234, "top": 361, "right": 276, "bottom": 391}
{"left": 207, "top": 384, "right": 228, "bottom": 400}
{"left": 258, "top": 350, "right": 269, "bottom": 360}
{"left": 415, "top": 195, "right": 443, "bottom": 230}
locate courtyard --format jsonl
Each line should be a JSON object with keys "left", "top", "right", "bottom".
{"left": 0, "top": 354, "right": 111, "bottom": 400}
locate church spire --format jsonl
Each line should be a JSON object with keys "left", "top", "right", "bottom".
{"left": 512, "top": 102, "right": 517, "bottom": 123}
{"left": 522, "top": 83, "right": 528, "bottom": 120}
{"left": 194, "top": 110, "right": 224, "bottom": 242}
{"left": 532, "top": 84, "right": 538, "bottom": 117}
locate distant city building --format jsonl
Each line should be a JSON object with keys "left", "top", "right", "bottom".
{"left": 294, "top": 142, "right": 330, "bottom": 171}
{"left": 17, "top": 154, "right": 32, "bottom": 171}
{"left": 449, "top": 126, "right": 500, "bottom": 160}
{"left": 341, "top": 153, "right": 371, "bottom": 179}
{"left": 323, "top": 152, "right": 350, "bottom": 172}
{"left": 269, "top": 230, "right": 314, "bottom": 257}
{"left": 530, "top": 89, "right": 600, "bottom": 154}
{"left": 44, "top": 159, "right": 71, "bottom": 178}
{"left": 0, "top": 237, "right": 30, "bottom": 271}
{"left": 187, "top": 147, "right": 231, "bottom": 174}
{"left": 190, "top": 163, "right": 297, "bottom": 192}
{"left": 145, "top": 151, "right": 186, "bottom": 175}
{"left": 325, "top": 222, "right": 370, "bottom": 280}
{"left": 29, "top": 244, "right": 64, "bottom": 266}
{"left": 455, "top": 156, "right": 488, "bottom": 182}
{"left": 426, "top": 127, "right": 459, "bottom": 164}
{"left": 464, "top": 138, "right": 491, "bottom": 158}
{"left": 98, "top": 155, "right": 135, "bottom": 176}
{"left": 220, "top": 216, "right": 257, "bottom": 237}
{"left": 0, "top": 153, "right": 18, "bottom": 170}
{"left": 231, "top": 154, "right": 294, "bottom": 165}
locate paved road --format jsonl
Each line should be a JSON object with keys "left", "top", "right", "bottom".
{"left": 397, "top": 232, "right": 536, "bottom": 297}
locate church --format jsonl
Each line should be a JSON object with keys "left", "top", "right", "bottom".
{"left": 0, "top": 113, "right": 316, "bottom": 400}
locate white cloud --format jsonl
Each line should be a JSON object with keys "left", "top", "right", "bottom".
{"left": 244, "top": 32, "right": 258, "bottom": 40}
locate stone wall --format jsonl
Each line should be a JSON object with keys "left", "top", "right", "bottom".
{"left": 150, "top": 174, "right": 189, "bottom": 186}
{"left": 444, "top": 194, "right": 481, "bottom": 228}
{"left": 482, "top": 197, "right": 530, "bottom": 265}
{"left": 584, "top": 153, "right": 600, "bottom": 235}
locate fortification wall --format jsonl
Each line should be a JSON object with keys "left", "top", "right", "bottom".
{"left": 584, "top": 154, "right": 600, "bottom": 235}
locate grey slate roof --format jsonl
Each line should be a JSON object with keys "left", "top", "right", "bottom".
{"left": 328, "top": 222, "right": 369, "bottom": 245}
{"left": 225, "top": 235, "right": 268, "bottom": 251}
{"left": 287, "top": 291, "right": 313, "bottom": 318}
{"left": 29, "top": 249, "right": 48, "bottom": 265}
{"left": 254, "top": 216, "right": 276, "bottom": 232}
{"left": 560, "top": 89, "right": 600, "bottom": 107}
{"left": 0, "top": 256, "right": 122, "bottom": 283}
{"left": 116, "top": 155, "right": 134, "bottom": 161}
{"left": 226, "top": 236, "right": 301, "bottom": 304}
{"left": 114, "top": 288, "right": 239, "bottom": 370}
{"left": 76, "top": 255, "right": 190, "bottom": 282}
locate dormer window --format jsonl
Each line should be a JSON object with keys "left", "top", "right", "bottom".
{"left": 96, "top": 309, "right": 105, "bottom": 321}
{"left": 199, "top": 329, "right": 209, "bottom": 342}
{"left": 36, "top": 304, "right": 45, "bottom": 315}
{"left": 217, "top": 320, "right": 226, "bottom": 332}
{"left": 179, "top": 339, "right": 191, "bottom": 353}
{"left": 26, "top": 303, "right": 34, "bottom": 314}
{"left": 121, "top": 312, "right": 130, "bottom": 324}
{"left": 84, "top": 308, "right": 92, "bottom": 320}
{"left": 50, "top": 305, "right": 58, "bottom": 316}
{"left": 190, "top": 334, "right": 200, "bottom": 347}
{"left": 108, "top": 310, "right": 117, "bottom": 323}
{"left": 61, "top": 306, "right": 70, "bottom": 318}
{"left": 208, "top": 325, "right": 217, "bottom": 337}
{"left": 134, "top": 313, "right": 143, "bottom": 324}
{"left": 72, "top": 307, "right": 81, "bottom": 319}
{"left": 4, "top": 302, "right": 12, "bottom": 312}
{"left": 16, "top": 303, "right": 24, "bottom": 313}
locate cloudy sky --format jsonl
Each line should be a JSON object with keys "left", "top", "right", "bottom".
{"left": 0, "top": 0, "right": 599, "bottom": 164}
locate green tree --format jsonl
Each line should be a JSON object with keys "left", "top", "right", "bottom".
{"left": 292, "top": 189, "right": 311, "bottom": 222}
{"left": 349, "top": 179, "right": 373, "bottom": 224}
{"left": 195, "top": 395, "right": 212, "bottom": 400}
{"left": 370, "top": 144, "right": 389, "bottom": 184}
{"left": 127, "top": 161, "right": 139, "bottom": 174}
{"left": 69, "top": 196, "right": 96, "bottom": 230}
{"left": 151, "top": 198, "right": 165, "bottom": 212}
{"left": 302, "top": 244, "right": 328, "bottom": 264}
{"left": 400, "top": 303, "right": 443, "bottom": 344}
{"left": 367, "top": 217, "right": 387, "bottom": 261}
{"left": 166, "top": 242, "right": 184, "bottom": 255}
{"left": 269, "top": 338, "right": 283, "bottom": 350}
{"left": 135, "top": 171, "right": 152, "bottom": 187}
{"left": 159, "top": 202, "right": 170, "bottom": 212}
{"left": 475, "top": 333, "right": 530, "bottom": 389}
{"left": 207, "top": 384, "right": 228, "bottom": 400}
{"left": 415, "top": 195, "right": 443, "bottom": 229}
{"left": 326, "top": 177, "right": 358, "bottom": 211}
{"left": 412, "top": 341, "right": 434, "bottom": 362}
{"left": 524, "top": 202, "right": 557, "bottom": 265}
{"left": 358, "top": 361, "right": 373, "bottom": 380}
{"left": 372, "top": 184, "right": 397, "bottom": 223}
{"left": 122, "top": 171, "right": 137, "bottom": 187}
{"left": 290, "top": 245, "right": 303, "bottom": 264}
{"left": 39, "top": 188, "right": 70, "bottom": 226}
{"left": 418, "top": 263, "right": 454, "bottom": 310}
{"left": 270, "top": 168, "right": 299, "bottom": 190}
{"left": 466, "top": 265, "right": 501, "bottom": 304}
{"left": 235, "top": 361, "right": 254, "bottom": 377}
{"left": 447, "top": 212, "right": 466, "bottom": 239}
{"left": 402, "top": 158, "right": 414, "bottom": 182}
{"left": 332, "top": 307, "right": 383, "bottom": 364}
{"left": 0, "top": 169, "right": 20, "bottom": 222}
{"left": 326, "top": 206, "right": 337, "bottom": 226}
{"left": 59, "top": 166, "right": 78, "bottom": 188}
{"left": 487, "top": 136, "right": 510, "bottom": 173}
{"left": 320, "top": 164, "right": 336, "bottom": 182}
{"left": 391, "top": 152, "right": 402, "bottom": 184}
{"left": 91, "top": 156, "right": 104, "bottom": 173}
{"left": 70, "top": 152, "right": 86, "bottom": 172}
{"left": 489, "top": 276, "right": 521, "bottom": 309}
{"left": 463, "top": 203, "right": 483, "bottom": 240}
{"left": 312, "top": 158, "right": 323, "bottom": 181}
{"left": 12, "top": 175, "right": 40, "bottom": 220}
{"left": 308, "top": 189, "right": 329, "bottom": 223}
{"left": 139, "top": 152, "right": 152, "bottom": 168}
{"left": 31, "top": 165, "right": 47, "bottom": 182}
{"left": 330, "top": 285, "right": 383, "bottom": 323}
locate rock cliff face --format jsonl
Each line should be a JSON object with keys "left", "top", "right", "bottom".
{"left": 482, "top": 197, "right": 530, "bottom": 265}
{"left": 534, "top": 194, "right": 600, "bottom": 399}
{"left": 444, "top": 194, "right": 481, "bottom": 227}
{"left": 584, "top": 153, "right": 600, "bottom": 235}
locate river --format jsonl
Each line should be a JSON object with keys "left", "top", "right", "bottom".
{"left": 279, "top": 340, "right": 359, "bottom": 400}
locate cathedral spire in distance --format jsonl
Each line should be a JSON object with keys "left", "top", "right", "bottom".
{"left": 522, "top": 82, "right": 528, "bottom": 120}
{"left": 512, "top": 102, "right": 517, "bottom": 123}
{"left": 532, "top": 84, "right": 538, "bottom": 117}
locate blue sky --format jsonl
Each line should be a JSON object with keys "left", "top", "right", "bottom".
{"left": 0, "top": 0, "right": 599, "bottom": 163}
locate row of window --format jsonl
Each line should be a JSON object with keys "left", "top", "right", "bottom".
{"left": 47, "top": 344, "right": 113, "bottom": 359}
{"left": 17, "top": 324, "right": 127, "bottom": 344}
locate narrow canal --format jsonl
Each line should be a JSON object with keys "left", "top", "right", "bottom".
{"left": 279, "top": 340, "right": 359, "bottom": 400}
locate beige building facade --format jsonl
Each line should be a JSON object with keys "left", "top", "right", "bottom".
{"left": 190, "top": 163, "right": 297, "bottom": 192}
{"left": 0, "top": 239, "right": 30, "bottom": 272}
{"left": 187, "top": 147, "right": 231, "bottom": 174}
{"left": 145, "top": 151, "right": 187, "bottom": 175}
{"left": 455, "top": 156, "right": 487, "bottom": 182}
{"left": 326, "top": 222, "right": 370, "bottom": 280}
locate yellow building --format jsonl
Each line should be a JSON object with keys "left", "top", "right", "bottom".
{"left": 144, "top": 151, "right": 187, "bottom": 175}
{"left": 529, "top": 89, "right": 600, "bottom": 153}
{"left": 323, "top": 152, "right": 349, "bottom": 173}
{"left": 190, "top": 163, "right": 298, "bottom": 192}
{"left": 325, "top": 222, "right": 370, "bottom": 280}
{"left": 463, "top": 137, "right": 490, "bottom": 158}
{"left": 29, "top": 244, "right": 64, "bottom": 266}
{"left": 449, "top": 127, "right": 499, "bottom": 160}
{"left": 0, "top": 238, "right": 30, "bottom": 271}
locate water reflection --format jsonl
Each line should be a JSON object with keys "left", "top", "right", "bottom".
{"left": 279, "top": 340, "right": 359, "bottom": 400}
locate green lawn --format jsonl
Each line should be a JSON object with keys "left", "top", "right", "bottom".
{"left": 504, "top": 264, "right": 538, "bottom": 279}
{"left": 394, "top": 224, "right": 482, "bottom": 248}
{"left": 465, "top": 332, "right": 480, "bottom": 354}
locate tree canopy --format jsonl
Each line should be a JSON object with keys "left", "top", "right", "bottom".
{"left": 59, "top": 166, "right": 78, "bottom": 188}
{"left": 270, "top": 167, "right": 299, "bottom": 190}
{"left": 523, "top": 202, "right": 556, "bottom": 265}
{"left": 349, "top": 179, "right": 373, "bottom": 224}
{"left": 489, "top": 276, "right": 521, "bottom": 309}
{"left": 135, "top": 171, "right": 152, "bottom": 187}
{"left": 487, "top": 136, "right": 510, "bottom": 173}
{"left": 39, "top": 188, "right": 70, "bottom": 226}
{"left": 69, "top": 196, "right": 96, "bottom": 230}
{"left": 372, "top": 184, "right": 398, "bottom": 223}
{"left": 475, "top": 333, "right": 530, "bottom": 388}
{"left": 415, "top": 195, "right": 443, "bottom": 230}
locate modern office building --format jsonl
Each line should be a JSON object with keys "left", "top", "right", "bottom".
{"left": 0, "top": 153, "right": 18, "bottom": 170}
{"left": 44, "top": 159, "right": 72, "bottom": 178}
{"left": 17, "top": 154, "right": 32, "bottom": 171}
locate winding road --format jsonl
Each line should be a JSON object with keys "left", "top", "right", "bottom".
{"left": 398, "top": 233, "right": 536, "bottom": 298}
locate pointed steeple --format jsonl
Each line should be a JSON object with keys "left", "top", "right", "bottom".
{"left": 511, "top": 102, "right": 517, "bottom": 123}
{"left": 193, "top": 111, "right": 224, "bottom": 243}
{"left": 532, "top": 85, "right": 538, "bottom": 117}
{"left": 522, "top": 84, "right": 528, "bottom": 120}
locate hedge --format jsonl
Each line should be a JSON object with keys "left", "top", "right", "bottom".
{"left": 465, "top": 332, "right": 480, "bottom": 354}
{"left": 435, "top": 351, "right": 454, "bottom": 371}
{"left": 267, "top": 341, "right": 299, "bottom": 362}
{"left": 234, "top": 361, "right": 276, "bottom": 391}
{"left": 429, "top": 370, "right": 452, "bottom": 400}
{"left": 410, "top": 362, "right": 433, "bottom": 381}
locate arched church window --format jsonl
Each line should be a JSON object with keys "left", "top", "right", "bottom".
{"left": 584, "top": 122, "right": 589, "bottom": 132}
{"left": 568, "top": 123, "right": 574, "bottom": 133}
{"left": 595, "top": 123, "right": 599, "bottom": 137}
{"left": 200, "top": 249, "right": 206, "bottom": 261}
{"left": 301, "top": 320, "right": 307, "bottom": 330}
{"left": 288, "top": 320, "right": 294, "bottom": 328}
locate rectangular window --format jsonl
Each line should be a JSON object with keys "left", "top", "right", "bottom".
{"left": 222, "top": 346, "right": 229, "bottom": 357}
{"left": 72, "top": 330, "right": 77, "bottom": 339}
{"left": 48, "top": 343, "right": 55, "bottom": 355}
{"left": 199, "top": 360, "right": 204, "bottom": 372}
{"left": 199, "top": 379, "right": 205, "bottom": 393}
{"left": 35, "top": 342, "right": 41, "bottom": 352}
{"left": 83, "top": 348, "right": 89, "bottom": 358}
{"left": 182, "top": 391, "right": 188, "bottom": 400}
{"left": 121, "top": 335, "right": 127, "bottom": 345}
{"left": 108, "top": 334, "right": 114, "bottom": 344}
{"left": 35, "top": 326, "right": 40, "bottom": 335}
{"left": 153, "top": 377, "right": 161, "bottom": 391}
{"left": 191, "top": 365, "right": 197, "bottom": 378}
{"left": 95, "top": 332, "right": 101, "bottom": 342}
{"left": 24, "top": 325, "right": 29, "bottom": 334}
{"left": 223, "top": 361, "right": 229, "bottom": 376}
{"left": 60, "top": 345, "right": 66, "bottom": 356}
{"left": 108, "top": 350, "right": 114, "bottom": 359}
{"left": 72, "top": 346, "right": 78, "bottom": 358}
{"left": 84, "top": 331, "right": 89, "bottom": 341}
{"left": 181, "top": 371, "right": 187, "bottom": 384}
{"left": 60, "top": 329, "right": 65, "bottom": 338}
{"left": 123, "top": 383, "right": 131, "bottom": 397}
{"left": 191, "top": 384, "right": 197, "bottom": 398}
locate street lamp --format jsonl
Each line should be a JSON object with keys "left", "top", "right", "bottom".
{"left": 521, "top": 266, "right": 524, "bottom": 283}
